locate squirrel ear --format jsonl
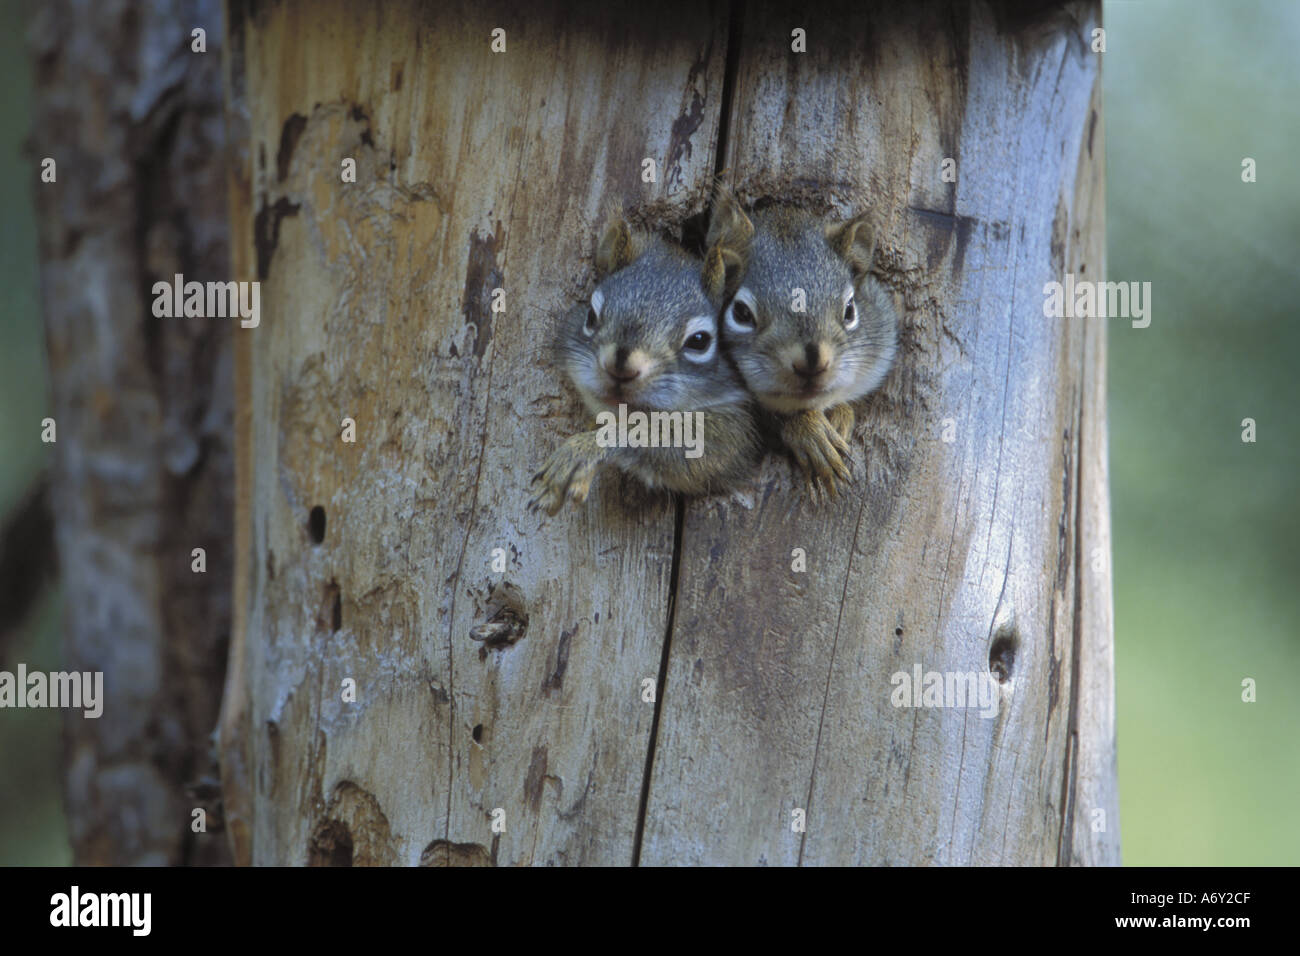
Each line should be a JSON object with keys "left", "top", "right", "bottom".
{"left": 705, "top": 183, "right": 754, "bottom": 252}
{"left": 595, "top": 211, "right": 638, "bottom": 277}
{"left": 825, "top": 212, "right": 876, "bottom": 279}
{"left": 702, "top": 246, "right": 746, "bottom": 303}
{"left": 703, "top": 184, "right": 753, "bottom": 302}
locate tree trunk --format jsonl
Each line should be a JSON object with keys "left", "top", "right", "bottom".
{"left": 220, "top": 0, "right": 1117, "bottom": 866}
{"left": 29, "top": 0, "right": 234, "bottom": 865}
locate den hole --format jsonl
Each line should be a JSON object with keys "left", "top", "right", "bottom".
{"left": 309, "top": 505, "right": 326, "bottom": 543}
{"left": 308, "top": 820, "right": 354, "bottom": 867}
{"left": 988, "top": 628, "right": 1019, "bottom": 684}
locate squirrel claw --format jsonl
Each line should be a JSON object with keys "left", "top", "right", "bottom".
{"left": 825, "top": 403, "right": 856, "bottom": 445}
{"left": 529, "top": 434, "right": 604, "bottom": 516}
{"left": 780, "top": 409, "right": 853, "bottom": 500}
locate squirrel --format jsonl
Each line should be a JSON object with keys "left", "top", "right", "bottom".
{"left": 702, "top": 189, "right": 898, "bottom": 496}
{"left": 529, "top": 210, "right": 764, "bottom": 516}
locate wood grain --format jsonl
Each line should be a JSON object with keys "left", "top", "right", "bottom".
{"left": 223, "top": 0, "right": 729, "bottom": 865}
{"left": 639, "top": 0, "right": 1117, "bottom": 865}
{"left": 223, "top": 0, "right": 1117, "bottom": 866}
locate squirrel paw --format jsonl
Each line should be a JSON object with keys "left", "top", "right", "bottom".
{"left": 780, "top": 408, "right": 853, "bottom": 500}
{"left": 528, "top": 433, "right": 604, "bottom": 516}
{"left": 825, "top": 403, "right": 855, "bottom": 443}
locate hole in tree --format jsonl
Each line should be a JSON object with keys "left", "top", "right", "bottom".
{"left": 989, "top": 629, "right": 1019, "bottom": 684}
{"left": 472, "top": 724, "right": 483, "bottom": 743}
{"left": 308, "top": 820, "right": 353, "bottom": 867}
{"left": 468, "top": 581, "right": 529, "bottom": 649}
{"left": 309, "top": 506, "right": 326, "bottom": 543}
{"left": 321, "top": 580, "right": 342, "bottom": 633}
{"left": 679, "top": 208, "right": 710, "bottom": 257}
{"left": 327, "top": 835, "right": 352, "bottom": 867}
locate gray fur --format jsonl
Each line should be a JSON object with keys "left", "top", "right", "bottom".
{"left": 715, "top": 204, "right": 898, "bottom": 415}
{"left": 533, "top": 229, "right": 763, "bottom": 513}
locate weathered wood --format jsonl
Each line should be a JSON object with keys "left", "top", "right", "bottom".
{"left": 221, "top": 0, "right": 729, "bottom": 865}
{"left": 29, "top": 0, "right": 234, "bottom": 866}
{"left": 1062, "top": 73, "right": 1117, "bottom": 865}
{"left": 222, "top": 0, "right": 1117, "bottom": 866}
{"left": 640, "top": 0, "right": 1117, "bottom": 864}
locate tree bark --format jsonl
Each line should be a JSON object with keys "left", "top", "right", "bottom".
{"left": 221, "top": 0, "right": 1117, "bottom": 866}
{"left": 29, "top": 0, "right": 234, "bottom": 865}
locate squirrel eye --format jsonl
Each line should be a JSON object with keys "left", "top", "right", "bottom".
{"left": 583, "top": 306, "right": 598, "bottom": 337}
{"left": 724, "top": 289, "right": 757, "bottom": 336}
{"left": 843, "top": 297, "right": 859, "bottom": 331}
{"left": 727, "top": 299, "right": 756, "bottom": 332}
{"left": 681, "top": 315, "right": 718, "bottom": 363}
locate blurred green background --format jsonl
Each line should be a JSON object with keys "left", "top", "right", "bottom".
{"left": 0, "top": 0, "right": 1295, "bottom": 865}
{"left": 1106, "top": 0, "right": 1300, "bottom": 865}
{"left": 0, "top": 0, "right": 70, "bottom": 864}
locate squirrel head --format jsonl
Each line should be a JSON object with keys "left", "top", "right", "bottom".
{"left": 559, "top": 211, "right": 749, "bottom": 418}
{"left": 705, "top": 197, "right": 897, "bottom": 414}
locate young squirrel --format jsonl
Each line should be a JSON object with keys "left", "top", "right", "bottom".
{"left": 703, "top": 191, "right": 898, "bottom": 496}
{"left": 529, "top": 212, "right": 763, "bottom": 516}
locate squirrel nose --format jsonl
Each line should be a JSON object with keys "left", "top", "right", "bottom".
{"left": 792, "top": 342, "right": 830, "bottom": 379}
{"left": 605, "top": 346, "right": 641, "bottom": 383}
